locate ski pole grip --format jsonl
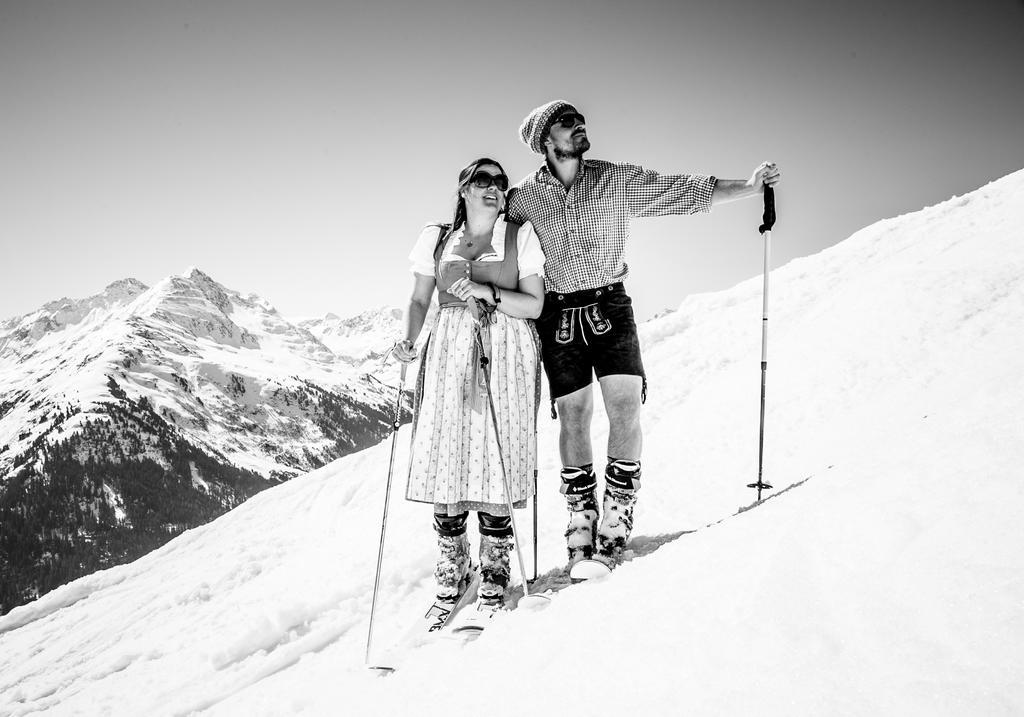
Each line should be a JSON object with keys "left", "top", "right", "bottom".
{"left": 758, "top": 185, "right": 776, "bottom": 235}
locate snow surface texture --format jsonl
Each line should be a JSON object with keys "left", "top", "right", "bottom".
{"left": 1, "top": 170, "right": 1022, "bottom": 716}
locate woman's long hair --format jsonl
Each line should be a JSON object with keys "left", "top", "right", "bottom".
{"left": 449, "top": 157, "right": 507, "bottom": 233}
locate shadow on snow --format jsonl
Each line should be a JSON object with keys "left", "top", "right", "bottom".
{"left": 507, "top": 469, "right": 824, "bottom": 607}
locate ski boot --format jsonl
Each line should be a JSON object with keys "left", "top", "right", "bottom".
{"left": 560, "top": 465, "right": 599, "bottom": 568}
{"left": 433, "top": 512, "right": 471, "bottom": 600}
{"left": 595, "top": 459, "right": 641, "bottom": 568}
{"left": 477, "top": 532, "right": 513, "bottom": 610}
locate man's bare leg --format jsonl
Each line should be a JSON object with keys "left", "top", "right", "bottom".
{"left": 555, "top": 383, "right": 594, "bottom": 466}
{"left": 554, "top": 384, "right": 599, "bottom": 565}
{"left": 598, "top": 374, "right": 643, "bottom": 461}
{"left": 595, "top": 374, "right": 644, "bottom": 566}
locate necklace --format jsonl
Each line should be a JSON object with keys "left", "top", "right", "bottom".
{"left": 462, "top": 221, "right": 493, "bottom": 250}
{"left": 463, "top": 232, "right": 487, "bottom": 249}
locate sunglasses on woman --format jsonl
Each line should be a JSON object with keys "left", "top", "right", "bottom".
{"left": 469, "top": 171, "right": 509, "bottom": 192}
{"left": 552, "top": 112, "right": 586, "bottom": 129}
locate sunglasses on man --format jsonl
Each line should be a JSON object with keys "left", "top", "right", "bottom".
{"left": 469, "top": 171, "right": 510, "bottom": 192}
{"left": 552, "top": 112, "right": 586, "bottom": 129}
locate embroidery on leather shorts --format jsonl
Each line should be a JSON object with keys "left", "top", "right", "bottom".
{"left": 584, "top": 303, "right": 612, "bottom": 335}
{"left": 556, "top": 308, "right": 575, "bottom": 344}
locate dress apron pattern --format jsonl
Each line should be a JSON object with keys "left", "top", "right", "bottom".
{"left": 406, "top": 222, "right": 541, "bottom": 516}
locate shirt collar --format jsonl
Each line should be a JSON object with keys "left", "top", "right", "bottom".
{"left": 536, "top": 158, "right": 591, "bottom": 185}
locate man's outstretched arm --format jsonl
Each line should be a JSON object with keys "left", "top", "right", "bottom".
{"left": 712, "top": 161, "right": 781, "bottom": 205}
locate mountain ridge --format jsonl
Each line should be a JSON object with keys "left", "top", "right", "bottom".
{"left": 0, "top": 268, "right": 408, "bottom": 613}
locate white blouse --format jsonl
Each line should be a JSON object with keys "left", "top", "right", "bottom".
{"left": 409, "top": 218, "right": 546, "bottom": 280}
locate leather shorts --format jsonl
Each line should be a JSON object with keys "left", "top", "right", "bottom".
{"left": 536, "top": 282, "right": 646, "bottom": 401}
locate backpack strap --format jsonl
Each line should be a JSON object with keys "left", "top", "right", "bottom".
{"left": 495, "top": 220, "right": 521, "bottom": 288}
{"left": 430, "top": 223, "right": 453, "bottom": 261}
{"left": 504, "top": 187, "right": 519, "bottom": 223}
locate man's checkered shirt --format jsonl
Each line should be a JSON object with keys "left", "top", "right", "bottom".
{"left": 506, "top": 159, "right": 717, "bottom": 294}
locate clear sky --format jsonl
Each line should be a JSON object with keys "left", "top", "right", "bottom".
{"left": 2, "top": 0, "right": 1023, "bottom": 323}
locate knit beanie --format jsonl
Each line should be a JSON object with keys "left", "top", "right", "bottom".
{"left": 519, "top": 100, "right": 577, "bottom": 155}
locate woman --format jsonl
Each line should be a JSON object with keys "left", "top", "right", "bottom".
{"left": 393, "top": 157, "right": 545, "bottom": 610}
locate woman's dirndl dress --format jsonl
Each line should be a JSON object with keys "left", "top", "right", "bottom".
{"left": 405, "top": 218, "right": 544, "bottom": 516}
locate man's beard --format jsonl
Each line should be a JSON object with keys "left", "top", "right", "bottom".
{"left": 554, "top": 135, "right": 590, "bottom": 160}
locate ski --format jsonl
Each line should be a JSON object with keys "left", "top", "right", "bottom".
{"left": 374, "top": 555, "right": 611, "bottom": 671}
{"left": 420, "top": 569, "right": 481, "bottom": 635}
{"left": 449, "top": 600, "right": 503, "bottom": 642}
{"left": 568, "top": 558, "right": 612, "bottom": 583}
{"left": 447, "top": 582, "right": 557, "bottom": 641}
{"left": 368, "top": 569, "right": 480, "bottom": 673}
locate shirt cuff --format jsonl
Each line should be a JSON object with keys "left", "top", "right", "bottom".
{"left": 695, "top": 175, "right": 717, "bottom": 213}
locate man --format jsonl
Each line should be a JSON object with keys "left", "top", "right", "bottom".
{"left": 506, "top": 99, "right": 781, "bottom": 572}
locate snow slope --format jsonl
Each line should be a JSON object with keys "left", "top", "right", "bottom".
{"left": 1, "top": 170, "right": 1022, "bottom": 716}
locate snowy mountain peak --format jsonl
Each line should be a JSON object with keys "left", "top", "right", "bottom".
{"left": 175, "top": 267, "right": 234, "bottom": 315}
{"left": 298, "top": 306, "right": 405, "bottom": 369}
{"left": 102, "top": 277, "right": 149, "bottom": 299}
{"left": 0, "top": 277, "right": 150, "bottom": 356}
{"left": 34, "top": 277, "right": 149, "bottom": 317}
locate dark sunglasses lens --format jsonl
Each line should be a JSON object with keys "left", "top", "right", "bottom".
{"left": 471, "top": 172, "right": 508, "bottom": 191}
{"left": 556, "top": 112, "right": 585, "bottom": 128}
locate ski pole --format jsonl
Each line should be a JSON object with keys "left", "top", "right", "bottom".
{"left": 365, "top": 361, "right": 408, "bottom": 667}
{"left": 532, "top": 470, "right": 538, "bottom": 581}
{"left": 532, "top": 352, "right": 540, "bottom": 581}
{"left": 748, "top": 185, "right": 776, "bottom": 501}
{"left": 474, "top": 326, "right": 533, "bottom": 598}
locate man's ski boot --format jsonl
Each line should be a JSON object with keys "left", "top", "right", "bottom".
{"left": 595, "top": 458, "right": 641, "bottom": 568}
{"left": 433, "top": 512, "right": 471, "bottom": 600}
{"left": 560, "top": 465, "right": 599, "bottom": 568}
